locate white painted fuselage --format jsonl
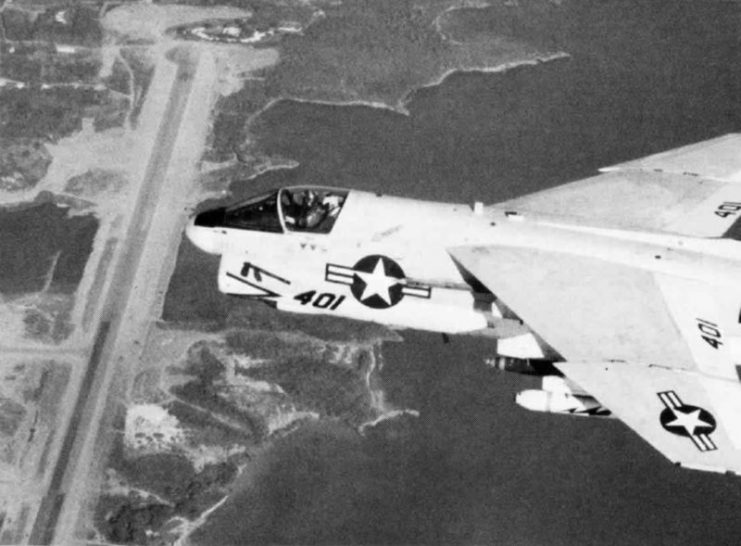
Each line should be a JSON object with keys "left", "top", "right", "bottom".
{"left": 186, "top": 186, "right": 741, "bottom": 338}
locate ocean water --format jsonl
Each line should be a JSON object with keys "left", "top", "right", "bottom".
{"left": 196, "top": 1, "right": 741, "bottom": 544}
{"left": 242, "top": 1, "right": 741, "bottom": 205}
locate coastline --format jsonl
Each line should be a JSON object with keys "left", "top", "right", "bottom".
{"left": 399, "top": 51, "right": 571, "bottom": 111}
{"left": 217, "top": 50, "right": 573, "bottom": 198}
{"left": 244, "top": 50, "right": 571, "bottom": 125}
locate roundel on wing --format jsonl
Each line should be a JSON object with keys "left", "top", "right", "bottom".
{"left": 659, "top": 404, "right": 717, "bottom": 437}
{"left": 350, "top": 254, "right": 406, "bottom": 309}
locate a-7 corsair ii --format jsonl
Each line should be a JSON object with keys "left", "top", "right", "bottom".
{"left": 188, "top": 134, "right": 741, "bottom": 475}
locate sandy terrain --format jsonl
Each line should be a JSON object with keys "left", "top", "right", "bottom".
{"left": 102, "top": 4, "right": 252, "bottom": 44}
{"left": 0, "top": 2, "right": 279, "bottom": 542}
{"left": 0, "top": 1, "right": 573, "bottom": 543}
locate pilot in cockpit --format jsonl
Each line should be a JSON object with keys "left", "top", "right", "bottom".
{"left": 283, "top": 189, "right": 344, "bottom": 232}
{"left": 283, "top": 189, "right": 319, "bottom": 229}
{"left": 298, "top": 190, "right": 325, "bottom": 229}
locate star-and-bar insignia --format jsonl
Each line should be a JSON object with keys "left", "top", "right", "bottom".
{"left": 657, "top": 391, "right": 717, "bottom": 452}
{"left": 326, "top": 255, "right": 431, "bottom": 309}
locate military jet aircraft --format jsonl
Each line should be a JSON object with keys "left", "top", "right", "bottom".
{"left": 187, "top": 133, "right": 741, "bottom": 475}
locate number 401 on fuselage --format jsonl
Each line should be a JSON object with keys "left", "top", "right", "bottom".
{"left": 185, "top": 135, "right": 741, "bottom": 478}
{"left": 186, "top": 185, "right": 531, "bottom": 347}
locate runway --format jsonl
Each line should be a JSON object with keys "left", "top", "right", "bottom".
{"left": 26, "top": 47, "right": 216, "bottom": 544}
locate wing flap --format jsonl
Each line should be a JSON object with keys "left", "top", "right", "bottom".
{"left": 556, "top": 361, "right": 741, "bottom": 474}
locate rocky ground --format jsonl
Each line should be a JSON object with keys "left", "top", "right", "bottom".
{"left": 93, "top": 322, "right": 399, "bottom": 544}
{"left": 0, "top": 357, "right": 70, "bottom": 543}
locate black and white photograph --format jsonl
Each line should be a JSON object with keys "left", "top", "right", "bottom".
{"left": 1, "top": 0, "right": 741, "bottom": 544}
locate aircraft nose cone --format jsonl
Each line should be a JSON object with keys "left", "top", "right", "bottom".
{"left": 193, "top": 207, "right": 225, "bottom": 227}
{"left": 186, "top": 208, "right": 225, "bottom": 255}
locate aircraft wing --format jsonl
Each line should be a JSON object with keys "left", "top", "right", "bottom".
{"left": 450, "top": 245, "right": 741, "bottom": 473}
{"left": 450, "top": 246, "right": 698, "bottom": 368}
{"left": 498, "top": 134, "right": 741, "bottom": 237}
{"left": 555, "top": 361, "right": 741, "bottom": 474}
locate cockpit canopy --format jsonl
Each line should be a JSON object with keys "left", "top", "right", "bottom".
{"left": 223, "top": 190, "right": 282, "bottom": 232}
{"left": 214, "top": 187, "right": 348, "bottom": 234}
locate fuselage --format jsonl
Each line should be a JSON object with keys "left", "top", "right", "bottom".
{"left": 186, "top": 185, "right": 741, "bottom": 337}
